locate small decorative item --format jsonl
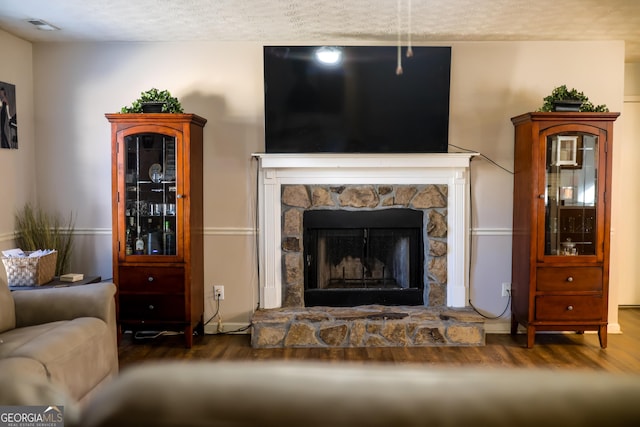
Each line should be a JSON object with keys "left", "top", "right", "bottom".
{"left": 555, "top": 135, "right": 579, "bottom": 166}
{"left": 538, "top": 85, "right": 609, "bottom": 113}
{"left": 561, "top": 238, "right": 577, "bottom": 256}
{"left": 149, "top": 163, "right": 163, "bottom": 182}
{"left": 560, "top": 186, "right": 574, "bottom": 202}
{"left": 120, "top": 88, "right": 184, "bottom": 113}
{"left": 2, "top": 250, "right": 58, "bottom": 286}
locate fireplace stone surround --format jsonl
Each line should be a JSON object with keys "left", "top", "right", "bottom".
{"left": 251, "top": 153, "right": 484, "bottom": 347}
{"left": 286, "top": 184, "right": 443, "bottom": 307}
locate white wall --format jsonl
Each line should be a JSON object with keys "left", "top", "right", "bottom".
{"left": 0, "top": 29, "right": 36, "bottom": 285}
{"left": 25, "top": 40, "right": 626, "bottom": 331}
{"left": 617, "top": 63, "right": 640, "bottom": 306}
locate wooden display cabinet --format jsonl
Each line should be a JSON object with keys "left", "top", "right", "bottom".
{"left": 510, "top": 112, "right": 619, "bottom": 348}
{"left": 106, "top": 113, "right": 207, "bottom": 348}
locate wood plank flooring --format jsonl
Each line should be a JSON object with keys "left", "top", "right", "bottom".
{"left": 118, "top": 307, "right": 640, "bottom": 373}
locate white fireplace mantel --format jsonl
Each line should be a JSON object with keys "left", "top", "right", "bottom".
{"left": 253, "top": 152, "right": 477, "bottom": 309}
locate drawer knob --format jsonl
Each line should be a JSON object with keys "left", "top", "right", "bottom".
{"left": 566, "top": 276, "right": 574, "bottom": 283}
{"left": 567, "top": 305, "right": 574, "bottom": 311}
{"left": 148, "top": 304, "right": 155, "bottom": 310}
{"left": 148, "top": 276, "right": 154, "bottom": 282}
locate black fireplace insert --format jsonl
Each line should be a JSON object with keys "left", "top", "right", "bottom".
{"left": 303, "top": 209, "right": 424, "bottom": 307}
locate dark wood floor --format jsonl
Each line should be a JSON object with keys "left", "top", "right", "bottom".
{"left": 118, "top": 307, "right": 640, "bottom": 373}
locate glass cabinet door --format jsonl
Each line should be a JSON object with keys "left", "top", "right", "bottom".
{"left": 544, "top": 132, "right": 598, "bottom": 257}
{"left": 124, "top": 133, "right": 177, "bottom": 257}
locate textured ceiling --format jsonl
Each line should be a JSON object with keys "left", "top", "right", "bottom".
{"left": 0, "top": 0, "right": 639, "bottom": 62}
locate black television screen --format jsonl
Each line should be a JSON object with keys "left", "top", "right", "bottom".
{"left": 264, "top": 45, "right": 451, "bottom": 153}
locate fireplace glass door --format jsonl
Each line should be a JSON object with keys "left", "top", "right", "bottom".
{"left": 304, "top": 209, "right": 424, "bottom": 307}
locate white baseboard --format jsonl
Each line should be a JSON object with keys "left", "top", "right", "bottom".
{"left": 483, "top": 319, "right": 513, "bottom": 334}
{"left": 484, "top": 320, "right": 622, "bottom": 335}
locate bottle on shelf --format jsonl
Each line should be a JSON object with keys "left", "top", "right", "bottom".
{"left": 125, "top": 227, "right": 133, "bottom": 255}
{"left": 134, "top": 226, "right": 145, "bottom": 255}
{"left": 147, "top": 219, "right": 163, "bottom": 255}
{"left": 163, "top": 220, "right": 176, "bottom": 255}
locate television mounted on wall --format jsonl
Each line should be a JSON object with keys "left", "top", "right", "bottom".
{"left": 263, "top": 45, "right": 451, "bottom": 153}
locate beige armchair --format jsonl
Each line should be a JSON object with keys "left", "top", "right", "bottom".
{"left": 0, "top": 282, "right": 118, "bottom": 403}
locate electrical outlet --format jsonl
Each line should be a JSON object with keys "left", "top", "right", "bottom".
{"left": 501, "top": 282, "right": 511, "bottom": 297}
{"left": 214, "top": 285, "right": 225, "bottom": 300}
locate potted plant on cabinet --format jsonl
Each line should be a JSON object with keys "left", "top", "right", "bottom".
{"left": 120, "top": 88, "right": 184, "bottom": 113}
{"left": 538, "top": 85, "right": 609, "bottom": 112}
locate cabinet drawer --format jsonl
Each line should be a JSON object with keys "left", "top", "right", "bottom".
{"left": 118, "top": 266, "right": 184, "bottom": 293}
{"left": 537, "top": 267, "right": 602, "bottom": 292}
{"left": 119, "top": 294, "right": 185, "bottom": 321}
{"left": 535, "top": 296, "right": 603, "bottom": 321}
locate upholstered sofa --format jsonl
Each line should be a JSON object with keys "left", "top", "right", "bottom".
{"left": 2, "top": 361, "right": 640, "bottom": 426}
{"left": 0, "top": 281, "right": 118, "bottom": 403}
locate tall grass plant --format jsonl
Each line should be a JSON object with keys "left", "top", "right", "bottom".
{"left": 14, "top": 204, "right": 75, "bottom": 276}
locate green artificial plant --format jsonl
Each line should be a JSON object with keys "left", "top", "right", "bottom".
{"left": 538, "top": 85, "right": 609, "bottom": 112}
{"left": 14, "top": 204, "right": 75, "bottom": 276}
{"left": 120, "top": 88, "right": 184, "bottom": 113}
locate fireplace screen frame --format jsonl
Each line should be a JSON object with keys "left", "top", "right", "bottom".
{"left": 303, "top": 209, "right": 424, "bottom": 307}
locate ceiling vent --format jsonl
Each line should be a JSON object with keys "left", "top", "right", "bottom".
{"left": 26, "top": 19, "right": 60, "bottom": 31}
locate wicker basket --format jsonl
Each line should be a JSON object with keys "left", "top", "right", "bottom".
{"left": 2, "top": 250, "right": 58, "bottom": 287}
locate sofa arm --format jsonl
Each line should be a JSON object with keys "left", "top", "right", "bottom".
{"left": 12, "top": 282, "right": 116, "bottom": 329}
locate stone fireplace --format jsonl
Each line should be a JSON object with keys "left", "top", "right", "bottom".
{"left": 251, "top": 153, "right": 484, "bottom": 347}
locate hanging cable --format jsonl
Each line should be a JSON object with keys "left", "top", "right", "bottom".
{"left": 449, "top": 143, "right": 514, "bottom": 175}
{"left": 469, "top": 292, "right": 512, "bottom": 319}
{"left": 204, "top": 294, "right": 220, "bottom": 326}
{"left": 406, "top": 0, "right": 413, "bottom": 58}
{"left": 396, "top": 0, "right": 403, "bottom": 75}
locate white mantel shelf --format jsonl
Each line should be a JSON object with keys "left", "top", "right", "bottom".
{"left": 252, "top": 152, "right": 478, "bottom": 169}
{"left": 253, "top": 152, "right": 478, "bottom": 309}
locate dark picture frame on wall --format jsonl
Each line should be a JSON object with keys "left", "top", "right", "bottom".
{"left": 0, "top": 81, "right": 18, "bottom": 149}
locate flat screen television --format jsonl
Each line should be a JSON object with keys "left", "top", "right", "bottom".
{"left": 263, "top": 45, "right": 451, "bottom": 153}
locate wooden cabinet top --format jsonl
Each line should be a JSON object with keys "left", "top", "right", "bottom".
{"left": 105, "top": 113, "right": 207, "bottom": 127}
{"left": 511, "top": 112, "right": 620, "bottom": 126}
